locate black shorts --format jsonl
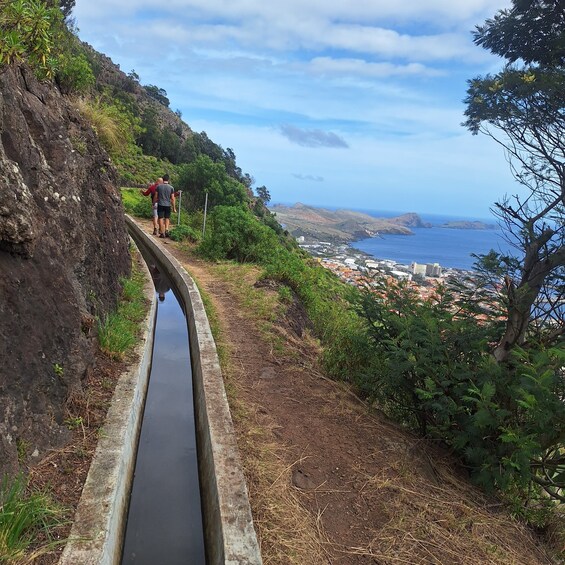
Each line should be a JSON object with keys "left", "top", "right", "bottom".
{"left": 157, "top": 205, "right": 171, "bottom": 219}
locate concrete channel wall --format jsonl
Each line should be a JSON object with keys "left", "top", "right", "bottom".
{"left": 61, "top": 216, "right": 263, "bottom": 564}
{"left": 59, "top": 241, "right": 157, "bottom": 565}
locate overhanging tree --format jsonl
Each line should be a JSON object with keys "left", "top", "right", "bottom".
{"left": 463, "top": 0, "right": 565, "bottom": 503}
{"left": 473, "top": 0, "right": 565, "bottom": 68}
{"left": 463, "top": 0, "right": 565, "bottom": 363}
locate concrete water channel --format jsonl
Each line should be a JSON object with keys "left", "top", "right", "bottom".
{"left": 59, "top": 217, "right": 262, "bottom": 565}
{"left": 121, "top": 257, "right": 205, "bottom": 563}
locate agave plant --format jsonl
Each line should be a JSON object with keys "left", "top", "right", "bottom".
{"left": 0, "top": 0, "right": 61, "bottom": 77}
{"left": 0, "top": 0, "right": 30, "bottom": 30}
{"left": 0, "top": 29, "right": 26, "bottom": 65}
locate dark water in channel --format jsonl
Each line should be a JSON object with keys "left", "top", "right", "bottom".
{"left": 121, "top": 265, "right": 205, "bottom": 564}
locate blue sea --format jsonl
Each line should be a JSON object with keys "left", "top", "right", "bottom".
{"left": 351, "top": 210, "right": 513, "bottom": 272}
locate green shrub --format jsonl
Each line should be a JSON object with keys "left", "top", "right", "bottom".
{"left": 0, "top": 0, "right": 63, "bottom": 79}
{"left": 113, "top": 149, "right": 178, "bottom": 187}
{"left": 177, "top": 155, "right": 249, "bottom": 212}
{"left": 120, "top": 188, "right": 141, "bottom": 209}
{"left": 199, "top": 205, "right": 281, "bottom": 263}
{"left": 56, "top": 52, "right": 95, "bottom": 94}
{"left": 260, "top": 248, "right": 373, "bottom": 380}
{"left": 277, "top": 285, "right": 293, "bottom": 303}
{"left": 169, "top": 224, "right": 200, "bottom": 243}
{"left": 121, "top": 188, "right": 153, "bottom": 218}
{"left": 356, "top": 277, "right": 565, "bottom": 505}
{"left": 121, "top": 171, "right": 136, "bottom": 186}
{"left": 131, "top": 198, "right": 153, "bottom": 219}
{"left": 186, "top": 209, "right": 205, "bottom": 233}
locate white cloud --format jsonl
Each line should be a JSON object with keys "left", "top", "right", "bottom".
{"left": 76, "top": 0, "right": 510, "bottom": 28}
{"left": 184, "top": 117, "right": 515, "bottom": 218}
{"left": 75, "top": 0, "right": 511, "bottom": 62}
{"left": 293, "top": 174, "right": 325, "bottom": 182}
{"left": 73, "top": 0, "right": 515, "bottom": 217}
{"left": 307, "top": 57, "right": 442, "bottom": 78}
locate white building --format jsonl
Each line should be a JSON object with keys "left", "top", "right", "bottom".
{"left": 411, "top": 263, "right": 427, "bottom": 276}
{"left": 426, "top": 263, "right": 442, "bottom": 277}
{"left": 411, "top": 262, "right": 442, "bottom": 278}
{"left": 390, "top": 270, "right": 412, "bottom": 281}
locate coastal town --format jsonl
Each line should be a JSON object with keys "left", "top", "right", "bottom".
{"left": 297, "top": 237, "right": 472, "bottom": 300}
{"left": 270, "top": 203, "right": 496, "bottom": 300}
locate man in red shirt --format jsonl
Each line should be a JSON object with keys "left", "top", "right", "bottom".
{"left": 140, "top": 177, "right": 163, "bottom": 235}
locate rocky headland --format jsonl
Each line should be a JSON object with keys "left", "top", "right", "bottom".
{"left": 270, "top": 203, "right": 496, "bottom": 243}
{"left": 440, "top": 220, "right": 497, "bottom": 230}
{"left": 270, "top": 203, "right": 430, "bottom": 243}
{"left": 270, "top": 203, "right": 429, "bottom": 243}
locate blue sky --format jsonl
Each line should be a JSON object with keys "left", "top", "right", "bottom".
{"left": 73, "top": 0, "right": 515, "bottom": 219}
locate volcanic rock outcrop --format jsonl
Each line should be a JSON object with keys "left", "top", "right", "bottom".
{"left": 0, "top": 64, "right": 130, "bottom": 477}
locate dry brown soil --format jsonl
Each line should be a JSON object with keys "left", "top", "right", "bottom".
{"left": 30, "top": 222, "right": 560, "bottom": 564}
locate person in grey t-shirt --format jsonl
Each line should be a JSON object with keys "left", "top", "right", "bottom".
{"left": 153, "top": 174, "right": 176, "bottom": 238}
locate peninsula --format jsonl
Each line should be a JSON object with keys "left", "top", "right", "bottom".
{"left": 440, "top": 220, "right": 497, "bottom": 230}
{"left": 270, "top": 203, "right": 497, "bottom": 243}
{"left": 270, "top": 203, "right": 431, "bottom": 243}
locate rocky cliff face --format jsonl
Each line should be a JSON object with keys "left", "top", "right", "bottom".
{"left": 0, "top": 64, "right": 130, "bottom": 477}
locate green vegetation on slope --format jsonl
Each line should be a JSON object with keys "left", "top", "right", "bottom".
{"left": 0, "top": 0, "right": 259, "bottom": 192}
{"left": 0, "top": 0, "right": 66, "bottom": 79}
{"left": 191, "top": 190, "right": 565, "bottom": 525}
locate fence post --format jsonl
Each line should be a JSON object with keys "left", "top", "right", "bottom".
{"left": 177, "top": 191, "right": 182, "bottom": 225}
{"left": 202, "top": 192, "right": 209, "bottom": 238}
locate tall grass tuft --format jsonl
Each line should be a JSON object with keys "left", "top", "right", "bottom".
{"left": 98, "top": 263, "right": 148, "bottom": 360}
{"left": 75, "top": 97, "right": 131, "bottom": 156}
{"left": 97, "top": 313, "right": 137, "bottom": 359}
{"left": 0, "top": 474, "right": 64, "bottom": 562}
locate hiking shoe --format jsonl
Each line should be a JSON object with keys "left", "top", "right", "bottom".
{"left": 159, "top": 233, "right": 165, "bottom": 238}
{"left": 153, "top": 228, "right": 158, "bottom": 235}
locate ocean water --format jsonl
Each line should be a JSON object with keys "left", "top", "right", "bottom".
{"left": 352, "top": 210, "right": 512, "bottom": 271}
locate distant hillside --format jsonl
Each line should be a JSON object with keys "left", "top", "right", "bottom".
{"left": 79, "top": 42, "right": 253, "bottom": 189}
{"left": 81, "top": 43, "right": 192, "bottom": 142}
{"left": 270, "top": 203, "right": 430, "bottom": 243}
